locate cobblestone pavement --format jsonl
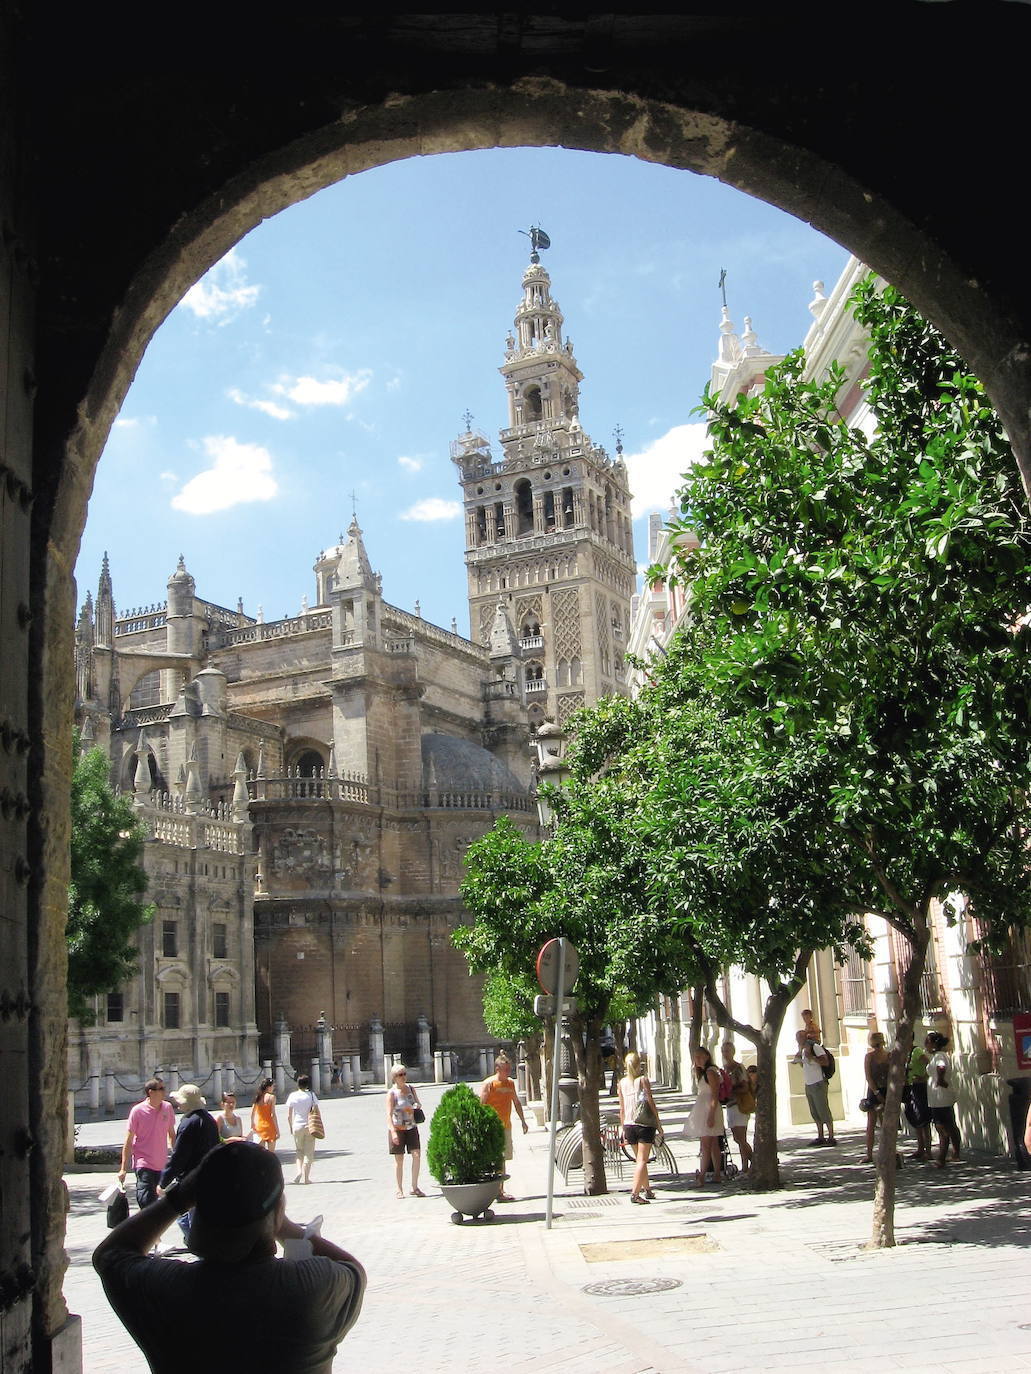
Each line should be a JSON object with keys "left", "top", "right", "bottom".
{"left": 66, "top": 1084, "right": 1031, "bottom": 1373}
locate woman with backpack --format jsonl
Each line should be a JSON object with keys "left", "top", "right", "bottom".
{"left": 684, "top": 1047, "right": 725, "bottom": 1185}
{"left": 721, "top": 1041, "right": 755, "bottom": 1175}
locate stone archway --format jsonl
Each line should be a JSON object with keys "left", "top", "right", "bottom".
{"left": 7, "top": 11, "right": 1031, "bottom": 1367}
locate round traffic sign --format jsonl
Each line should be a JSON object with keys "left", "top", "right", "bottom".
{"left": 536, "top": 937, "right": 579, "bottom": 995}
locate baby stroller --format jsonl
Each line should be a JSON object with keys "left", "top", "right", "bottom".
{"left": 701, "top": 1134, "right": 739, "bottom": 1181}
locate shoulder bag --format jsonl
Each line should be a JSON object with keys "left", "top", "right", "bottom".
{"left": 307, "top": 1094, "right": 325, "bottom": 1141}
{"left": 632, "top": 1079, "right": 658, "bottom": 1129}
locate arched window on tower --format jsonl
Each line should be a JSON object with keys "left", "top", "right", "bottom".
{"left": 556, "top": 658, "right": 569, "bottom": 687}
{"left": 570, "top": 657, "right": 582, "bottom": 685}
{"left": 523, "top": 385, "right": 543, "bottom": 421}
{"left": 562, "top": 487, "right": 575, "bottom": 527}
{"left": 495, "top": 501, "right": 506, "bottom": 539}
{"left": 543, "top": 490, "right": 556, "bottom": 530}
{"left": 514, "top": 479, "right": 534, "bottom": 536}
{"left": 476, "top": 506, "right": 487, "bottom": 545}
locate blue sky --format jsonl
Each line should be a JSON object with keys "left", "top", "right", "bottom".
{"left": 76, "top": 147, "right": 849, "bottom": 634}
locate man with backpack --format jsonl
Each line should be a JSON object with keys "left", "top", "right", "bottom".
{"left": 795, "top": 1029, "right": 837, "bottom": 1146}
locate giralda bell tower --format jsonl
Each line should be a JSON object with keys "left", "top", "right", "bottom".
{"left": 452, "top": 230, "right": 636, "bottom": 729}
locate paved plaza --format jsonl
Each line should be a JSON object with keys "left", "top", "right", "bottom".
{"left": 66, "top": 1083, "right": 1031, "bottom": 1373}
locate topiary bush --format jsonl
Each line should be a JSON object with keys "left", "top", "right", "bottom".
{"left": 426, "top": 1082, "right": 506, "bottom": 1185}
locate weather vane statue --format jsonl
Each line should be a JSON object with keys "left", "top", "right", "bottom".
{"left": 521, "top": 224, "right": 551, "bottom": 264}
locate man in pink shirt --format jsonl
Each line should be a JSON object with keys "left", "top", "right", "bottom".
{"left": 118, "top": 1079, "right": 176, "bottom": 1210}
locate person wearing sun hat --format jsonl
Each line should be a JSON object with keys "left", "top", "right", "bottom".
{"left": 158, "top": 1084, "right": 219, "bottom": 1244}
{"left": 94, "top": 1141, "right": 367, "bottom": 1373}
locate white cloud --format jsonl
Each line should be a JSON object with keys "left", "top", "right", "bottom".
{"left": 227, "top": 387, "right": 294, "bottom": 421}
{"left": 624, "top": 422, "right": 709, "bottom": 518}
{"left": 114, "top": 416, "right": 139, "bottom": 430}
{"left": 399, "top": 497, "right": 462, "bottom": 523}
{"left": 171, "top": 436, "right": 278, "bottom": 515}
{"left": 179, "top": 249, "right": 261, "bottom": 325}
{"left": 397, "top": 454, "right": 425, "bottom": 473}
{"left": 271, "top": 370, "right": 371, "bottom": 407}
{"left": 159, "top": 470, "right": 178, "bottom": 484}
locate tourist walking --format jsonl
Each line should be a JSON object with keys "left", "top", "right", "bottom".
{"left": 861, "top": 1031, "right": 891, "bottom": 1162}
{"left": 215, "top": 1090, "right": 244, "bottom": 1142}
{"left": 285, "top": 1073, "right": 319, "bottom": 1184}
{"left": 386, "top": 1063, "right": 425, "bottom": 1199}
{"left": 685, "top": 1047, "right": 724, "bottom": 1185}
{"left": 117, "top": 1079, "right": 176, "bottom": 1211}
{"left": 618, "top": 1050, "right": 661, "bottom": 1204}
{"left": 721, "top": 1041, "right": 754, "bottom": 1175}
{"left": 925, "top": 1031, "right": 962, "bottom": 1168}
{"left": 250, "top": 1078, "right": 280, "bottom": 1151}
{"left": 480, "top": 1052, "right": 529, "bottom": 1201}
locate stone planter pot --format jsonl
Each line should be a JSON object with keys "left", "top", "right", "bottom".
{"left": 439, "top": 1176, "right": 505, "bottom": 1224}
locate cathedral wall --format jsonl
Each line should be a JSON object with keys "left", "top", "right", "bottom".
{"left": 215, "top": 627, "right": 332, "bottom": 687}
{"left": 414, "top": 639, "right": 489, "bottom": 731}
{"left": 254, "top": 899, "right": 494, "bottom": 1052}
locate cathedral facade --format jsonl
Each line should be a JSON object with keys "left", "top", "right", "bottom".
{"left": 70, "top": 243, "right": 633, "bottom": 1099}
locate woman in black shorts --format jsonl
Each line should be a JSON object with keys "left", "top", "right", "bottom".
{"left": 618, "top": 1051, "right": 661, "bottom": 1205}
{"left": 386, "top": 1063, "right": 425, "bottom": 1198}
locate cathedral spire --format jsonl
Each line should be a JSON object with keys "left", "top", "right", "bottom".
{"left": 96, "top": 551, "right": 114, "bottom": 647}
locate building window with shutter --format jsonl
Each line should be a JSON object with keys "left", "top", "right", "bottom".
{"left": 215, "top": 990, "right": 230, "bottom": 1027}
{"left": 213, "top": 923, "right": 227, "bottom": 959}
{"left": 162, "top": 920, "right": 178, "bottom": 957}
{"left": 164, "top": 991, "right": 181, "bottom": 1029}
{"left": 106, "top": 991, "right": 124, "bottom": 1023}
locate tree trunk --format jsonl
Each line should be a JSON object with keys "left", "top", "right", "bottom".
{"left": 610, "top": 1018, "right": 628, "bottom": 1095}
{"left": 869, "top": 909, "right": 929, "bottom": 1249}
{"left": 689, "top": 985, "right": 704, "bottom": 1054}
{"left": 571, "top": 1014, "right": 608, "bottom": 1195}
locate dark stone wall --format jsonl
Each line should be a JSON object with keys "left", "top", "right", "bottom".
{"left": 5, "top": 7, "right": 1031, "bottom": 1366}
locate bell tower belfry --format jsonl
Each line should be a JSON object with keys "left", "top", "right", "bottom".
{"left": 453, "top": 233, "right": 636, "bottom": 728}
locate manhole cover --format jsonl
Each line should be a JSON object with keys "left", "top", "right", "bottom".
{"left": 584, "top": 1277, "right": 683, "bottom": 1296}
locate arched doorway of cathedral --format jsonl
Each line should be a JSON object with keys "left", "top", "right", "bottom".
{"left": 26, "top": 74, "right": 1031, "bottom": 1370}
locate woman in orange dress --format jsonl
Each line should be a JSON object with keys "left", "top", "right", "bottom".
{"left": 250, "top": 1077, "right": 279, "bottom": 1151}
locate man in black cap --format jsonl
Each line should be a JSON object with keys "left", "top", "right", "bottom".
{"left": 94, "top": 1141, "right": 366, "bottom": 1373}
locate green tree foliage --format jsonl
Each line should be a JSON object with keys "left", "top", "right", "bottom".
{"left": 68, "top": 741, "right": 153, "bottom": 1022}
{"left": 568, "top": 679, "right": 869, "bottom": 1189}
{"left": 458, "top": 810, "right": 698, "bottom": 1194}
{"left": 655, "top": 279, "right": 1031, "bottom": 1241}
{"left": 426, "top": 1082, "right": 506, "bottom": 1185}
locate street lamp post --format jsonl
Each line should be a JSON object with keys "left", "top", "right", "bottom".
{"left": 530, "top": 721, "right": 580, "bottom": 1127}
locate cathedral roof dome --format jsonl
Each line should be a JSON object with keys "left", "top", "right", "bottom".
{"left": 421, "top": 733, "right": 526, "bottom": 796}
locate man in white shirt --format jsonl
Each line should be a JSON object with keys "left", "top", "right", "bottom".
{"left": 285, "top": 1073, "right": 318, "bottom": 1184}
{"left": 796, "top": 1030, "right": 836, "bottom": 1146}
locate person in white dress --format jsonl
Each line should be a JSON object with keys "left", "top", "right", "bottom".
{"left": 685, "top": 1047, "right": 724, "bottom": 1184}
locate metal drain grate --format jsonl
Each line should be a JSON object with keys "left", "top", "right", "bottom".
{"left": 584, "top": 1277, "right": 683, "bottom": 1296}
{"left": 564, "top": 1194, "right": 622, "bottom": 1209}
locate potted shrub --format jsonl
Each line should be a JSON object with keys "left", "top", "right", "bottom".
{"left": 426, "top": 1082, "right": 506, "bottom": 1223}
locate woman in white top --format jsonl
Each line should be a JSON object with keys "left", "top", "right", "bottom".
{"left": 386, "top": 1063, "right": 425, "bottom": 1199}
{"left": 284, "top": 1073, "right": 318, "bottom": 1184}
{"left": 925, "top": 1032, "right": 961, "bottom": 1168}
{"left": 215, "top": 1090, "right": 244, "bottom": 1142}
{"left": 618, "top": 1051, "right": 661, "bottom": 1205}
{"left": 685, "top": 1047, "right": 724, "bottom": 1184}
